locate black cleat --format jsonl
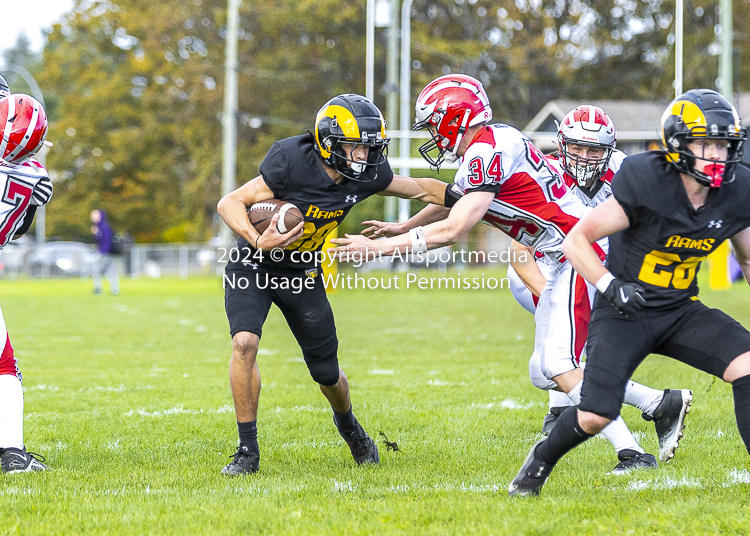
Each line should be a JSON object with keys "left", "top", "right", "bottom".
{"left": 541, "top": 407, "right": 568, "bottom": 437}
{"left": 0, "top": 447, "right": 49, "bottom": 473}
{"left": 221, "top": 445, "right": 260, "bottom": 476}
{"left": 609, "top": 449, "right": 658, "bottom": 475}
{"left": 508, "top": 439, "right": 552, "bottom": 497}
{"left": 645, "top": 389, "right": 693, "bottom": 462}
{"left": 340, "top": 422, "right": 379, "bottom": 465}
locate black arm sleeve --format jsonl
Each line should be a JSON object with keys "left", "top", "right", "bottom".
{"left": 444, "top": 183, "right": 463, "bottom": 208}
{"left": 13, "top": 205, "right": 37, "bottom": 238}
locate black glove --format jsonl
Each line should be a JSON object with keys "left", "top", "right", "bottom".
{"left": 601, "top": 278, "right": 646, "bottom": 315}
{"left": 31, "top": 177, "right": 53, "bottom": 206}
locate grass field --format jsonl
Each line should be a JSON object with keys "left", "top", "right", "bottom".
{"left": 0, "top": 269, "right": 749, "bottom": 535}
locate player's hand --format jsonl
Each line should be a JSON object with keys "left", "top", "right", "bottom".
{"left": 30, "top": 177, "right": 53, "bottom": 206}
{"left": 255, "top": 214, "right": 304, "bottom": 250}
{"left": 329, "top": 234, "right": 376, "bottom": 260}
{"left": 361, "top": 220, "right": 405, "bottom": 238}
{"left": 601, "top": 278, "right": 646, "bottom": 315}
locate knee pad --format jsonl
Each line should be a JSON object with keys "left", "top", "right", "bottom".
{"left": 528, "top": 351, "right": 558, "bottom": 390}
{"left": 305, "top": 350, "right": 340, "bottom": 386}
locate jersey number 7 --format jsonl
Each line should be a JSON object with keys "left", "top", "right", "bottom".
{"left": 0, "top": 178, "right": 34, "bottom": 245}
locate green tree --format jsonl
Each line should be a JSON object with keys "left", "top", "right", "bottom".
{"left": 31, "top": 0, "right": 750, "bottom": 242}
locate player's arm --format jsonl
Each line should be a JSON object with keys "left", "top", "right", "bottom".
{"left": 331, "top": 190, "right": 494, "bottom": 255}
{"left": 563, "top": 197, "right": 628, "bottom": 284}
{"left": 216, "top": 175, "right": 303, "bottom": 250}
{"left": 12, "top": 206, "right": 37, "bottom": 240}
{"left": 563, "top": 196, "right": 644, "bottom": 314}
{"left": 362, "top": 204, "right": 450, "bottom": 238}
{"left": 730, "top": 227, "right": 750, "bottom": 285}
{"left": 378, "top": 175, "right": 447, "bottom": 205}
{"left": 509, "top": 240, "right": 545, "bottom": 297}
{"left": 364, "top": 177, "right": 453, "bottom": 237}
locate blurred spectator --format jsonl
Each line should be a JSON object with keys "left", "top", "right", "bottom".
{"left": 90, "top": 209, "right": 120, "bottom": 295}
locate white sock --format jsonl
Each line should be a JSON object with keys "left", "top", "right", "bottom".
{"left": 566, "top": 380, "right": 643, "bottom": 454}
{"left": 548, "top": 389, "right": 573, "bottom": 410}
{"left": 0, "top": 375, "right": 23, "bottom": 449}
{"left": 623, "top": 381, "right": 664, "bottom": 417}
{"left": 600, "top": 418, "right": 644, "bottom": 454}
{"left": 565, "top": 381, "right": 583, "bottom": 405}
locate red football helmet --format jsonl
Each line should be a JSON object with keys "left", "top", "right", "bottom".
{"left": 0, "top": 94, "right": 48, "bottom": 167}
{"left": 557, "top": 105, "right": 616, "bottom": 188}
{"left": 413, "top": 74, "right": 492, "bottom": 170}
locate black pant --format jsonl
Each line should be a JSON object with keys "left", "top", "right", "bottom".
{"left": 224, "top": 268, "right": 338, "bottom": 364}
{"left": 580, "top": 296, "right": 750, "bottom": 420}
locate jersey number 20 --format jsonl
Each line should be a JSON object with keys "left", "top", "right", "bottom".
{"left": 638, "top": 250, "right": 705, "bottom": 289}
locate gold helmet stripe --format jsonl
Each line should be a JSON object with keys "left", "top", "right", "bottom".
{"left": 671, "top": 100, "right": 707, "bottom": 131}
{"left": 315, "top": 104, "right": 359, "bottom": 159}
{"left": 661, "top": 100, "right": 707, "bottom": 162}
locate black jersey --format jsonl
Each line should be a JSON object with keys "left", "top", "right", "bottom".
{"left": 227, "top": 133, "right": 394, "bottom": 273}
{"left": 607, "top": 151, "right": 750, "bottom": 307}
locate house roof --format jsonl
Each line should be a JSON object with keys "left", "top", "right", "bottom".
{"left": 523, "top": 99, "right": 666, "bottom": 139}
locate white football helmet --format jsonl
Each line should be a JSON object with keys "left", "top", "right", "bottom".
{"left": 557, "top": 105, "right": 616, "bottom": 188}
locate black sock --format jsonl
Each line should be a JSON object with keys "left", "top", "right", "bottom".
{"left": 333, "top": 407, "right": 358, "bottom": 436}
{"left": 732, "top": 375, "right": 750, "bottom": 455}
{"left": 238, "top": 420, "right": 258, "bottom": 451}
{"left": 537, "top": 406, "right": 594, "bottom": 466}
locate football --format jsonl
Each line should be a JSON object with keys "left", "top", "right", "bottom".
{"left": 248, "top": 199, "right": 304, "bottom": 234}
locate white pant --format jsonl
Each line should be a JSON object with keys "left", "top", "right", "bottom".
{"left": 528, "top": 259, "right": 595, "bottom": 390}
{"left": 507, "top": 263, "right": 537, "bottom": 315}
{"left": 0, "top": 304, "right": 24, "bottom": 449}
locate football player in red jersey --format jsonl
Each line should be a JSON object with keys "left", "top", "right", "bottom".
{"left": 510, "top": 89, "right": 750, "bottom": 497}
{"left": 333, "top": 76, "right": 690, "bottom": 474}
{"left": 508, "top": 105, "right": 684, "bottom": 441}
{"left": 0, "top": 90, "right": 54, "bottom": 472}
{"left": 508, "top": 105, "right": 624, "bottom": 433}
{"left": 217, "top": 94, "right": 449, "bottom": 475}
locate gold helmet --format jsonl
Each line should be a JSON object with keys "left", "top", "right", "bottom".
{"left": 313, "top": 94, "right": 389, "bottom": 181}
{"left": 661, "top": 89, "right": 746, "bottom": 187}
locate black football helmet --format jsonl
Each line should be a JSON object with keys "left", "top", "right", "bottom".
{"left": 661, "top": 89, "right": 746, "bottom": 187}
{"left": 313, "top": 94, "right": 389, "bottom": 181}
{"left": 0, "top": 74, "right": 9, "bottom": 98}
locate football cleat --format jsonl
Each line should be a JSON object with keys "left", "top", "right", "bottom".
{"left": 0, "top": 447, "right": 49, "bottom": 473}
{"left": 339, "top": 422, "right": 379, "bottom": 465}
{"left": 508, "top": 439, "right": 552, "bottom": 497}
{"left": 644, "top": 389, "right": 693, "bottom": 462}
{"left": 609, "top": 449, "right": 658, "bottom": 475}
{"left": 541, "top": 407, "right": 567, "bottom": 437}
{"left": 221, "top": 445, "right": 260, "bottom": 476}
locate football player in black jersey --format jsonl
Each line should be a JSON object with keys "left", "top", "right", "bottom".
{"left": 510, "top": 89, "right": 750, "bottom": 497}
{"left": 216, "top": 94, "right": 448, "bottom": 475}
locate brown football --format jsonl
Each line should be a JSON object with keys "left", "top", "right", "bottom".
{"left": 248, "top": 199, "right": 304, "bottom": 234}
